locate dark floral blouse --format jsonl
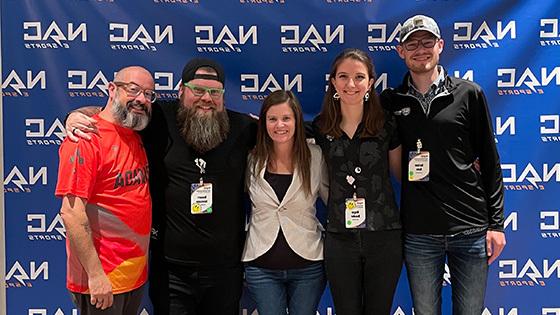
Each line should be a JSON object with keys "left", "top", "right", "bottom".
{"left": 312, "top": 110, "right": 402, "bottom": 232}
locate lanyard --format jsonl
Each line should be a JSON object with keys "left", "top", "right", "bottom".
{"left": 195, "top": 158, "right": 206, "bottom": 185}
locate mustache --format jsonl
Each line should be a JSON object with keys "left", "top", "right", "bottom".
{"left": 126, "top": 101, "right": 149, "bottom": 114}
{"left": 193, "top": 100, "right": 217, "bottom": 110}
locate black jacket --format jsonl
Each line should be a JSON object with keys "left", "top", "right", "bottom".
{"left": 381, "top": 71, "right": 505, "bottom": 235}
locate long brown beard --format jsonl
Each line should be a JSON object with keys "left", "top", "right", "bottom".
{"left": 177, "top": 103, "right": 230, "bottom": 154}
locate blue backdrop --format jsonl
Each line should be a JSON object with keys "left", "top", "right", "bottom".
{"left": 2, "top": 0, "right": 560, "bottom": 314}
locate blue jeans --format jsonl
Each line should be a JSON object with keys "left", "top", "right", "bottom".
{"left": 245, "top": 262, "right": 326, "bottom": 315}
{"left": 404, "top": 231, "right": 489, "bottom": 315}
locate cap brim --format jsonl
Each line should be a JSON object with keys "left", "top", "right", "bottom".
{"left": 400, "top": 28, "right": 441, "bottom": 43}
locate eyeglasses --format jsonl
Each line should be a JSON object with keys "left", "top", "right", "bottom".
{"left": 114, "top": 81, "right": 157, "bottom": 103}
{"left": 183, "top": 82, "right": 225, "bottom": 99}
{"left": 402, "top": 37, "right": 439, "bottom": 51}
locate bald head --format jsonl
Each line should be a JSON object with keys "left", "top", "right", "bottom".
{"left": 102, "top": 65, "right": 154, "bottom": 131}
{"left": 114, "top": 66, "right": 154, "bottom": 88}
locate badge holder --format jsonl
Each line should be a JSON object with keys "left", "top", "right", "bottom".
{"left": 345, "top": 173, "right": 366, "bottom": 229}
{"left": 408, "top": 139, "right": 430, "bottom": 182}
{"left": 191, "top": 158, "right": 213, "bottom": 214}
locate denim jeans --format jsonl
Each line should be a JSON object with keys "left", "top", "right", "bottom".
{"left": 404, "top": 231, "right": 489, "bottom": 315}
{"left": 245, "top": 262, "right": 326, "bottom": 315}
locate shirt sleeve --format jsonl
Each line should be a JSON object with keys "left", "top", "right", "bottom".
{"left": 386, "top": 110, "right": 401, "bottom": 150}
{"left": 470, "top": 86, "right": 505, "bottom": 231}
{"left": 311, "top": 118, "right": 325, "bottom": 149}
{"left": 381, "top": 91, "right": 403, "bottom": 151}
{"left": 318, "top": 153, "right": 329, "bottom": 205}
{"left": 247, "top": 119, "right": 258, "bottom": 149}
{"left": 304, "top": 120, "right": 314, "bottom": 138}
{"left": 54, "top": 138, "right": 100, "bottom": 200}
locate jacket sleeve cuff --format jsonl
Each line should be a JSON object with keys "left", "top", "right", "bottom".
{"left": 487, "top": 225, "right": 504, "bottom": 232}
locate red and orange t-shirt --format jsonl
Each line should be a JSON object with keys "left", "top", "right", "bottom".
{"left": 55, "top": 115, "right": 151, "bottom": 294}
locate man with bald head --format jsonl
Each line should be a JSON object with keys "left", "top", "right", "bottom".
{"left": 55, "top": 66, "right": 155, "bottom": 314}
{"left": 66, "top": 58, "right": 257, "bottom": 314}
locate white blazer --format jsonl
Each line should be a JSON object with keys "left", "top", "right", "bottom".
{"left": 242, "top": 143, "right": 329, "bottom": 262}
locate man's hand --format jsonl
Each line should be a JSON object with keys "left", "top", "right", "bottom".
{"left": 66, "top": 112, "right": 99, "bottom": 142}
{"left": 486, "top": 230, "right": 506, "bottom": 265}
{"left": 88, "top": 273, "right": 114, "bottom": 309}
{"left": 65, "top": 106, "right": 102, "bottom": 142}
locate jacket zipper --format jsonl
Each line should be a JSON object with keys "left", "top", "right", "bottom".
{"left": 396, "top": 90, "right": 450, "bottom": 118}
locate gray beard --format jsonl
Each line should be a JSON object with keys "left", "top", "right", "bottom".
{"left": 177, "top": 105, "right": 230, "bottom": 154}
{"left": 111, "top": 97, "right": 150, "bottom": 131}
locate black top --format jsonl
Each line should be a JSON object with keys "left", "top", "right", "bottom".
{"left": 312, "top": 111, "right": 402, "bottom": 232}
{"left": 381, "top": 70, "right": 505, "bottom": 235}
{"left": 248, "top": 171, "right": 314, "bottom": 269}
{"left": 143, "top": 100, "right": 257, "bottom": 268}
{"left": 265, "top": 171, "right": 292, "bottom": 202}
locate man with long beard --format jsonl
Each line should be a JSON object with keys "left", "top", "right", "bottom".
{"left": 56, "top": 66, "right": 154, "bottom": 314}
{"left": 145, "top": 58, "right": 257, "bottom": 315}
{"left": 66, "top": 58, "right": 257, "bottom": 315}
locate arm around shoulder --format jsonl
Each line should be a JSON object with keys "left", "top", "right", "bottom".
{"left": 65, "top": 106, "right": 103, "bottom": 142}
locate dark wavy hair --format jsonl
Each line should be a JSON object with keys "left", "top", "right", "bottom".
{"left": 252, "top": 90, "right": 311, "bottom": 196}
{"left": 316, "top": 48, "right": 385, "bottom": 138}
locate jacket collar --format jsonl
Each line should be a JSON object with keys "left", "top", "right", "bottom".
{"left": 396, "top": 66, "right": 457, "bottom": 95}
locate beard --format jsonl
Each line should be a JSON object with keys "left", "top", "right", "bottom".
{"left": 177, "top": 99, "right": 230, "bottom": 154}
{"left": 405, "top": 53, "right": 440, "bottom": 75}
{"left": 111, "top": 94, "right": 151, "bottom": 131}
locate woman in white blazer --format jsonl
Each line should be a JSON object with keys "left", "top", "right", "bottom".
{"left": 242, "top": 90, "right": 329, "bottom": 315}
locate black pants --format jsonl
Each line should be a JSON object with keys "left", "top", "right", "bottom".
{"left": 148, "top": 244, "right": 170, "bottom": 315}
{"left": 158, "top": 262, "right": 243, "bottom": 315}
{"left": 324, "top": 230, "right": 403, "bottom": 315}
{"left": 70, "top": 285, "right": 144, "bottom": 315}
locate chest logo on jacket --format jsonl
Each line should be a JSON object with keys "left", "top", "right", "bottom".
{"left": 394, "top": 107, "right": 411, "bottom": 116}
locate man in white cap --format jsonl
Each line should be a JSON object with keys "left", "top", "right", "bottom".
{"left": 381, "top": 15, "right": 506, "bottom": 315}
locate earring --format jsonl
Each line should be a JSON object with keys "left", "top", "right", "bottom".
{"left": 333, "top": 92, "right": 340, "bottom": 100}
{"left": 364, "top": 92, "right": 370, "bottom": 102}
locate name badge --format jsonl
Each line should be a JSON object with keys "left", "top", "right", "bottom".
{"left": 191, "top": 182, "right": 213, "bottom": 214}
{"left": 408, "top": 151, "right": 430, "bottom": 181}
{"left": 345, "top": 197, "right": 366, "bottom": 228}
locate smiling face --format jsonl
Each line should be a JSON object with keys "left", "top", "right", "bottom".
{"left": 331, "top": 57, "right": 373, "bottom": 107}
{"left": 397, "top": 30, "right": 444, "bottom": 75}
{"left": 265, "top": 102, "right": 296, "bottom": 146}
{"left": 108, "top": 66, "right": 154, "bottom": 131}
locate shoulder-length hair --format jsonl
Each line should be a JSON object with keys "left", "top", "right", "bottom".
{"left": 316, "top": 48, "right": 385, "bottom": 138}
{"left": 252, "top": 90, "right": 311, "bottom": 196}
